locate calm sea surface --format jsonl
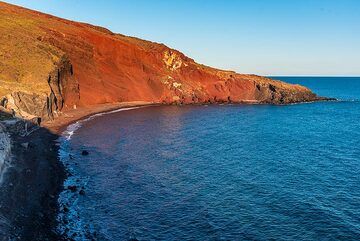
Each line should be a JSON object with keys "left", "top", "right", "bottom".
{"left": 58, "top": 77, "right": 360, "bottom": 240}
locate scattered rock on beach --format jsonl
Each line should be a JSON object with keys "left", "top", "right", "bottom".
{"left": 21, "top": 142, "right": 29, "bottom": 149}
{"left": 63, "top": 206, "right": 69, "bottom": 213}
{"left": 67, "top": 185, "right": 77, "bottom": 192}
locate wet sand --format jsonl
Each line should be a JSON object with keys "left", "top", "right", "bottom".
{"left": 44, "top": 101, "right": 156, "bottom": 134}
{"left": 0, "top": 101, "right": 155, "bottom": 240}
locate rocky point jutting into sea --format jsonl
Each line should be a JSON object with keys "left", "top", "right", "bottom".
{"left": 0, "top": 2, "right": 329, "bottom": 124}
{"left": 0, "top": 1, "right": 333, "bottom": 240}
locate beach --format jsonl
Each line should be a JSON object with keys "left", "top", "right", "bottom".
{"left": 44, "top": 101, "right": 155, "bottom": 134}
{"left": 0, "top": 118, "right": 64, "bottom": 240}
{"left": 51, "top": 77, "right": 360, "bottom": 240}
{"left": 0, "top": 101, "right": 154, "bottom": 240}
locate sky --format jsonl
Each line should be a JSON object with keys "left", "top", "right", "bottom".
{"left": 3, "top": 0, "right": 360, "bottom": 76}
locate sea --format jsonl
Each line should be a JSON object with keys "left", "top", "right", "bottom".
{"left": 57, "top": 77, "right": 360, "bottom": 240}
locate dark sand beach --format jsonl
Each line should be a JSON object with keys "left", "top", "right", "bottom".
{"left": 0, "top": 102, "right": 153, "bottom": 240}
{"left": 0, "top": 117, "right": 64, "bottom": 240}
{"left": 0, "top": 1, "right": 357, "bottom": 240}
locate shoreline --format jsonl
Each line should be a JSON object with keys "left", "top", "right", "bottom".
{"left": 0, "top": 98, "right": 338, "bottom": 239}
{"left": 0, "top": 118, "right": 65, "bottom": 240}
{"left": 42, "top": 98, "right": 336, "bottom": 134}
{"left": 43, "top": 101, "right": 157, "bottom": 134}
{"left": 55, "top": 103, "right": 156, "bottom": 239}
{"left": 45, "top": 97, "right": 340, "bottom": 240}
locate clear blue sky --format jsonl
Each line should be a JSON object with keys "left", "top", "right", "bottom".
{"left": 4, "top": 0, "right": 360, "bottom": 76}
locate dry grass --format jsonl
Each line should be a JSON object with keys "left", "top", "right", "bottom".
{"left": 0, "top": 9, "right": 63, "bottom": 97}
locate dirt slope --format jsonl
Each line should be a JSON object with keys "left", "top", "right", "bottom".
{"left": 0, "top": 2, "right": 327, "bottom": 121}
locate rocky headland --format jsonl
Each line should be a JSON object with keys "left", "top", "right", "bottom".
{"left": 0, "top": 1, "right": 333, "bottom": 240}
{"left": 0, "top": 2, "right": 330, "bottom": 125}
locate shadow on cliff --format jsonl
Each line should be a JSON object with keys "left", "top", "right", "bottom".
{"left": 0, "top": 110, "right": 65, "bottom": 241}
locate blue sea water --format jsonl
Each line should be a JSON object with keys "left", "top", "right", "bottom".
{"left": 58, "top": 77, "right": 360, "bottom": 240}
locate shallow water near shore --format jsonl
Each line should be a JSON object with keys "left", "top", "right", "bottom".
{"left": 58, "top": 77, "right": 360, "bottom": 240}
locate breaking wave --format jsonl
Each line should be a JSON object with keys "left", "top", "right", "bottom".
{"left": 57, "top": 106, "right": 144, "bottom": 240}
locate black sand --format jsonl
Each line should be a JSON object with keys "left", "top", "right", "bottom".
{"left": 0, "top": 118, "right": 65, "bottom": 240}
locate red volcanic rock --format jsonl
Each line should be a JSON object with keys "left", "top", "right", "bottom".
{"left": 0, "top": 2, "right": 328, "bottom": 121}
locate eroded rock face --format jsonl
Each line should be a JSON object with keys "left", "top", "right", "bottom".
{"left": 163, "top": 50, "right": 184, "bottom": 71}
{"left": 1, "top": 92, "right": 48, "bottom": 119}
{"left": 0, "top": 2, "right": 329, "bottom": 121}
{"left": 47, "top": 56, "right": 80, "bottom": 119}
{"left": 0, "top": 56, "right": 79, "bottom": 121}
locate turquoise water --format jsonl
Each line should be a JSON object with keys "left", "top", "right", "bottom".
{"left": 58, "top": 77, "right": 360, "bottom": 240}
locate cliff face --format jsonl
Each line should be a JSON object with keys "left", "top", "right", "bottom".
{"left": 0, "top": 2, "right": 326, "bottom": 121}
{"left": 1, "top": 56, "right": 79, "bottom": 121}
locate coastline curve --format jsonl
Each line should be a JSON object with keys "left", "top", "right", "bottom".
{"left": 56, "top": 106, "right": 146, "bottom": 240}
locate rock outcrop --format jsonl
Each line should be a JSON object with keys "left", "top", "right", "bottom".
{"left": 0, "top": 2, "right": 329, "bottom": 121}
{"left": 0, "top": 55, "right": 79, "bottom": 122}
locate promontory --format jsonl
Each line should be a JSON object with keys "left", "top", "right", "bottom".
{"left": 0, "top": 2, "right": 328, "bottom": 124}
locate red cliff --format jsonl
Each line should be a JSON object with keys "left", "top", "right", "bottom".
{"left": 0, "top": 2, "right": 327, "bottom": 122}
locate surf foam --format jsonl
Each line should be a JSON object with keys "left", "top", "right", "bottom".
{"left": 57, "top": 106, "right": 143, "bottom": 240}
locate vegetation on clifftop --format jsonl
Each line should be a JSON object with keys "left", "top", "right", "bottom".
{"left": 0, "top": 2, "right": 327, "bottom": 121}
